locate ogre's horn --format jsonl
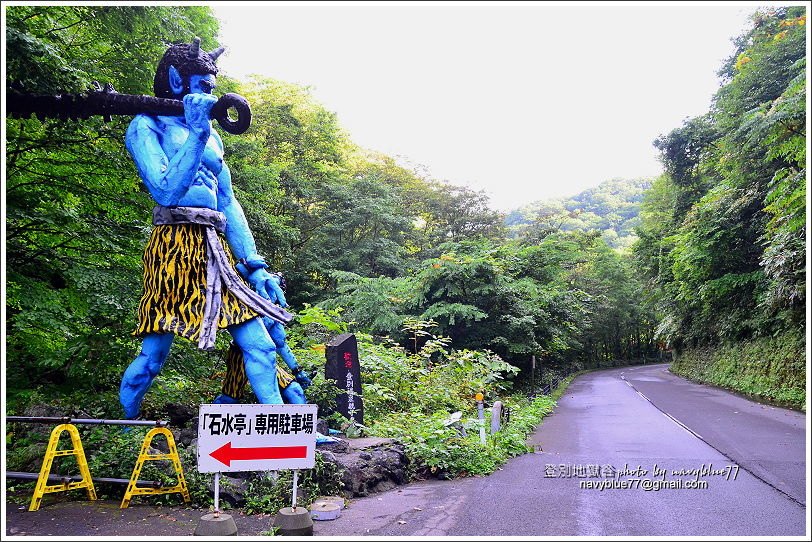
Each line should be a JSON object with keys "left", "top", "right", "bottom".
{"left": 209, "top": 46, "right": 225, "bottom": 61}
{"left": 188, "top": 37, "right": 201, "bottom": 58}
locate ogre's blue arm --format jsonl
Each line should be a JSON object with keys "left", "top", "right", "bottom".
{"left": 212, "top": 137, "right": 257, "bottom": 261}
{"left": 125, "top": 94, "right": 214, "bottom": 206}
{"left": 266, "top": 318, "right": 297, "bottom": 368}
{"left": 213, "top": 131, "right": 287, "bottom": 307}
{"left": 266, "top": 318, "right": 311, "bottom": 389}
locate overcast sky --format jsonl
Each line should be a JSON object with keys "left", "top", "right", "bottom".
{"left": 212, "top": 1, "right": 758, "bottom": 211}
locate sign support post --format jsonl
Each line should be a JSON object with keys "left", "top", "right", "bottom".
{"left": 292, "top": 470, "right": 299, "bottom": 511}
{"left": 214, "top": 472, "right": 220, "bottom": 513}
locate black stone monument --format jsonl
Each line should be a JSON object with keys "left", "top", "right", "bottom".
{"left": 325, "top": 333, "right": 364, "bottom": 425}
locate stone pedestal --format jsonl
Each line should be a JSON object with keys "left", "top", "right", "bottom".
{"left": 194, "top": 513, "right": 237, "bottom": 536}
{"left": 274, "top": 506, "right": 313, "bottom": 536}
{"left": 309, "top": 502, "right": 341, "bottom": 520}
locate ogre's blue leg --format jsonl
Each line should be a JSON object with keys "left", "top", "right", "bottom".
{"left": 120, "top": 333, "right": 174, "bottom": 418}
{"left": 229, "top": 317, "right": 283, "bottom": 404}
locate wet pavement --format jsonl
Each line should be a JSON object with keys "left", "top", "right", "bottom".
{"left": 620, "top": 363, "right": 806, "bottom": 504}
{"left": 315, "top": 364, "right": 807, "bottom": 536}
{"left": 4, "top": 364, "right": 808, "bottom": 537}
{"left": 4, "top": 498, "right": 277, "bottom": 537}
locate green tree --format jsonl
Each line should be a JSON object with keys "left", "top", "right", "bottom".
{"left": 5, "top": 6, "right": 220, "bottom": 394}
{"left": 575, "top": 241, "right": 657, "bottom": 365}
{"left": 634, "top": 6, "right": 806, "bottom": 349}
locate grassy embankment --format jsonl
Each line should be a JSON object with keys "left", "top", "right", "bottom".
{"left": 670, "top": 329, "right": 806, "bottom": 411}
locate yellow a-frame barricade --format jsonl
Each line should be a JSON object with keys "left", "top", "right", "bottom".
{"left": 29, "top": 424, "right": 97, "bottom": 511}
{"left": 120, "top": 426, "right": 190, "bottom": 508}
{"left": 18, "top": 417, "right": 191, "bottom": 511}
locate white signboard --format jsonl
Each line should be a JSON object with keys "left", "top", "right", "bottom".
{"left": 197, "top": 403, "right": 318, "bottom": 473}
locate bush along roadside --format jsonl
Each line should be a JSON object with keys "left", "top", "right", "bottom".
{"left": 367, "top": 394, "right": 555, "bottom": 480}
{"left": 294, "top": 310, "right": 558, "bottom": 480}
{"left": 5, "top": 311, "right": 558, "bottom": 510}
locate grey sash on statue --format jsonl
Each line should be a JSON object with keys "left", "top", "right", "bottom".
{"left": 152, "top": 205, "right": 293, "bottom": 351}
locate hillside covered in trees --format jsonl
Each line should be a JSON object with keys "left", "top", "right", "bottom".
{"left": 4, "top": 2, "right": 805, "bottom": 433}
{"left": 505, "top": 177, "right": 652, "bottom": 249}
{"left": 633, "top": 6, "right": 806, "bottom": 406}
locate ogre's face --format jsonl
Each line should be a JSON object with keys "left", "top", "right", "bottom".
{"left": 189, "top": 73, "right": 216, "bottom": 95}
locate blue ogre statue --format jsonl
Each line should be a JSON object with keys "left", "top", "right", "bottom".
{"left": 119, "top": 38, "right": 301, "bottom": 419}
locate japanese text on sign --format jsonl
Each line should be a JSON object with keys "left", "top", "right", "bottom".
{"left": 197, "top": 403, "right": 317, "bottom": 473}
{"left": 201, "top": 412, "right": 314, "bottom": 436}
{"left": 346, "top": 372, "right": 356, "bottom": 414}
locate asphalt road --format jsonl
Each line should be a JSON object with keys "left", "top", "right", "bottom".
{"left": 5, "top": 364, "right": 807, "bottom": 537}
{"left": 313, "top": 363, "right": 806, "bottom": 537}
{"left": 620, "top": 363, "right": 806, "bottom": 505}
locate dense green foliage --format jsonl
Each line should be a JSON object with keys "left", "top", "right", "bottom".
{"left": 633, "top": 7, "right": 806, "bottom": 406}
{"left": 5, "top": 5, "right": 656, "bottom": 413}
{"left": 319, "top": 232, "right": 658, "bottom": 376}
{"left": 506, "top": 178, "right": 652, "bottom": 249}
{"left": 5, "top": 5, "right": 805, "bottom": 511}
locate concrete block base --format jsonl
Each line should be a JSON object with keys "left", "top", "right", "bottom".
{"left": 314, "top": 495, "right": 346, "bottom": 509}
{"left": 194, "top": 513, "right": 238, "bottom": 536}
{"left": 309, "top": 502, "right": 341, "bottom": 520}
{"left": 274, "top": 506, "right": 314, "bottom": 536}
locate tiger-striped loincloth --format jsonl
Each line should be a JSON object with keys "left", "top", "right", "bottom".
{"left": 222, "top": 341, "right": 295, "bottom": 398}
{"left": 133, "top": 221, "right": 260, "bottom": 345}
{"left": 134, "top": 205, "right": 293, "bottom": 351}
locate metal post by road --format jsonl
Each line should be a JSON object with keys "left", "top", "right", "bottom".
{"left": 475, "top": 393, "right": 486, "bottom": 445}
{"left": 6, "top": 416, "right": 168, "bottom": 427}
{"left": 292, "top": 470, "right": 299, "bottom": 511}
{"left": 531, "top": 355, "right": 536, "bottom": 396}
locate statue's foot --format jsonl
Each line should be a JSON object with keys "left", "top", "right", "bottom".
{"left": 121, "top": 402, "right": 141, "bottom": 420}
{"left": 315, "top": 431, "right": 340, "bottom": 444}
{"left": 118, "top": 412, "right": 143, "bottom": 434}
{"left": 213, "top": 394, "right": 240, "bottom": 405}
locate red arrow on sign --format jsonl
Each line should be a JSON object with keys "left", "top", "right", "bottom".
{"left": 209, "top": 442, "right": 308, "bottom": 467}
